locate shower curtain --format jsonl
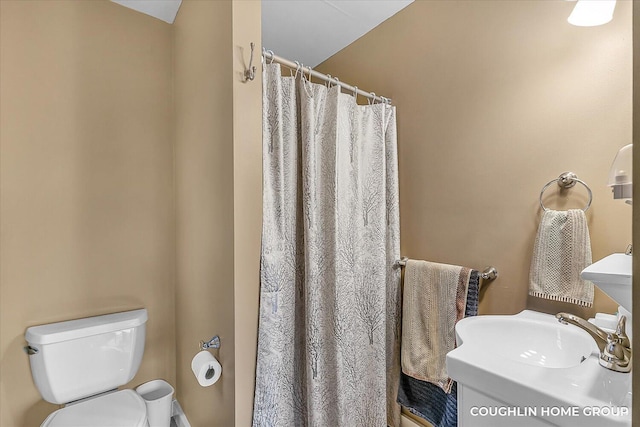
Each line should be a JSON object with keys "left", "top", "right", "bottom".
{"left": 252, "top": 63, "right": 401, "bottom": 427}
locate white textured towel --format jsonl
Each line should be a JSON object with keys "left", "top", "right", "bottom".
{"left": 529, "top": 209, "right": 594, "bottom": 307}
{"left": 401, "top": 260, "right": 471, "bottom": 393}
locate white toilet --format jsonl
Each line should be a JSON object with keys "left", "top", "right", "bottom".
{"left": 24, "top": 309, "right": 150, "bottom": 427}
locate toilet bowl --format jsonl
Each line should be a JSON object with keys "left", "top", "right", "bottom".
{"left": 25, "top": 309, "right": 152, "bottom": 427}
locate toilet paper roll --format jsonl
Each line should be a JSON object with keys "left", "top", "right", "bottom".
{"left": 191, "top": 351, "right": 222, "bottom": 387}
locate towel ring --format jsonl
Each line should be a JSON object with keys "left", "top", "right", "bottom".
{"left": 539, "top": 172, "right": 592, "bottom": 212}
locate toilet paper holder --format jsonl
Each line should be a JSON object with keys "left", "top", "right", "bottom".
{"left": 200, "top": 335, "right": 220, "bottom": 351}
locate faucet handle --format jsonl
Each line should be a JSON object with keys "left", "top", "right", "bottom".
{"left": 604, "top": 340, "right": 626, "bottom": 361}
{"left": 615, "top": 315, "right": 631, "bottom": 349}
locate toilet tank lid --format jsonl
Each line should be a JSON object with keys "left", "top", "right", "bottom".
{"left": 25, "top": 309, "right": 148, "bottom": 345}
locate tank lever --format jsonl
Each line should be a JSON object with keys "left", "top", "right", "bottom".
{"left": 200, "top": 335, "right": 220, "bottom": 351}
{"left": 23, "top": 345, "right": 39, "bottom": 355}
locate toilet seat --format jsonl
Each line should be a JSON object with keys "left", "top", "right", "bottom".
{"left": 41, "top": 389, "right": 148, "bottom": 427}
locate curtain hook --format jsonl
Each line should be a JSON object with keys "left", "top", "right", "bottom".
{"left": 293, "top": 61, "right": 301, "bottom": 79}
{"left": 300, "top": 64, "right": 314, "bottom": 97}
{"left": 325, "top": 74, "right": 332, "bottom": 88}
{"left": 353, "top": 86, "right": 359, "bottom": 104}
{"left": 267, "top": 50, "right": 275, "bottom": 64}
{"left": 333, "top": 76, "right": 340, "bottom": 91}
{"left": 368, "top": 92, "right": 376, "bottom": 105}
{"left": 300, "top": 63, "right": 307, "bottom": 82}
{"left": 307, "top": 65, "right": 313, "bottom": 84}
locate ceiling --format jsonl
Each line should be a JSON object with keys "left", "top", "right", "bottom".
{"left": 110, "top": 0, "right": 414, "bottom": 67}
{"left": 262, "top": 0, "right": 414, "bottom": 67}
{"left": 111, "top": 0, "right": 182, "bottom": 24}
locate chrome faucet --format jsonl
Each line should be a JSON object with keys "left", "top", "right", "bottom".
{"left": 556, "top": 312, "right": 631, "bottom": 373}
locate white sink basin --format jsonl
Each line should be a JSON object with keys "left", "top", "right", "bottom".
{"left": 581, "top": 253, "right": 632, "bottom": 311}
{"left": 447, "top": 310, "right": 632, "bottom": 427}
{"left": 458, "top": 316, "right": 593, "bottom": 368}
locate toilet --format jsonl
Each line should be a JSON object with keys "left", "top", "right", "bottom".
{"left": 24, "top": 309, "right": 150, "bottom": 427}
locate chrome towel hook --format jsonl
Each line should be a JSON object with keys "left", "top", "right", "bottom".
{"left": 244, "top": 42, "right": 256, "bottom": 82}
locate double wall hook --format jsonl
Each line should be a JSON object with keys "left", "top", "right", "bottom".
{"left": 244, "top": 42, "right": 257, "bottom": 82}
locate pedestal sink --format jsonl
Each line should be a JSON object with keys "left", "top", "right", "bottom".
{"left": 447, "top": 310, "right": 632, "bottom": 427}
{"left": 581, "top": 253, "right": 632, "bottom": 311}
{"left": 460, "top": 315, "right": 593, "bottom": 369}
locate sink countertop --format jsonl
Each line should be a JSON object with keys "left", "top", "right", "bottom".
{"left": 447, "top": 310, "right": 632, "bottom": 427}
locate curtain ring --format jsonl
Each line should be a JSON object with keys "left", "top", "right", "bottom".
{"left": 353, "top": 86, "right": 359, "bottom": 104}
{"left": 262, "top": 48, "right": 276, "bottom": 65}
{"left": 333, "top": 76, "right": 340, "bottom": 90}
{"left": 369, "top": 92, "right": 376, "bottom": 105}
{"left": 325, "top": 74, "right": 332, "bottom": 88}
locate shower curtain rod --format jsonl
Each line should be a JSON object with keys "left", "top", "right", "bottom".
{"left": 262, "top": 49, "right": 392, "bottom": 105}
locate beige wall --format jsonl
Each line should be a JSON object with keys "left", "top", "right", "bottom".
{"left": 319, "top": 0, "right": 631, "bottom": 319}
{"left": 1, "top": 0, "right": 262, "bottom": 426}
{"left": 174, "top": 0, "right": 261, "bottom": 426}
{"left": 231, "top": 1, "right": 262, "bottom": 425}
{"left": 0, "top": 1, "right": 176, "bottom": 426}
{"left": 8, "top": 0, "right": 627, "bottom": 425}
{"left": 174, "top": 1, "right": 235, "bottom": 425}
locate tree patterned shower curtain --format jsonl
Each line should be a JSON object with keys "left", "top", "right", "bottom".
{"left": 252, "top": 63, "right": 401, "bottom": 427}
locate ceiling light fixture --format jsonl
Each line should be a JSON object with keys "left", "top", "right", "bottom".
{"left": 568, "top": 0, "right": 616, "bottom": 27}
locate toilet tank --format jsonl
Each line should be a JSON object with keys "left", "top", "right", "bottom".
{"left": 25, "top": 309, "right": 148, "bottom": 404}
